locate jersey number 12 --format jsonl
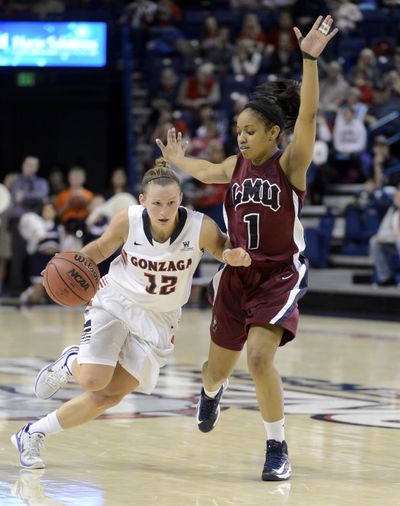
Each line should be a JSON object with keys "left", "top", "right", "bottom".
{"left": 144, "top": 273, "right": 178, "bottom": 295}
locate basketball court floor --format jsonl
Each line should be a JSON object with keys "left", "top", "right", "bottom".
{"left": 0, "top": 305, "right": 399, "bottom": 505}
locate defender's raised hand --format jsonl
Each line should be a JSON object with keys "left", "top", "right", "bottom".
{"left": 294, "top": 15, "right": 338, "bottom": 59}
{"left": 156, "top": 128, "right": 188, "bottom": 164}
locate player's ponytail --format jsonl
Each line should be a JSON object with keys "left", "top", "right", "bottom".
{"left": 245, "top": 79, "right": 300, "bottom": 134}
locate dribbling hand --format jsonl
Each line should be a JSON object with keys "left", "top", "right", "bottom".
{"left": 223, "top": 247, "right": 252, "bottom": 267}
{"left": 294, "top": 15, "right": 339, "bottom": 59}
{"left": 156, "top": 128, "right": 189, "bottom": 164}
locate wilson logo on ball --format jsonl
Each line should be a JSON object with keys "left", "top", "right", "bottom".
{"left": 73, "top": 254, "right": 99, "bottom": 283}
{"left": 68, "top": 268, "right": 90, "bottom": 291}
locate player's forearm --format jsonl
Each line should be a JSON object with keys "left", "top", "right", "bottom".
{"left": 80, "top": 240, "right": 111, "bottom": 264}
{"left": 171, "top": 156, "right": 216, "bottom": 183}
{"left": 298, "top": 59, "right": 319, "bottom": 121}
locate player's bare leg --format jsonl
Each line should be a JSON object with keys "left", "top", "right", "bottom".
{"left": 197, "top": 342, "right": 240, "bottom": 433}
{"left": 247, "top": 324, "right": 290, "bottom": 481}
{"left": 12, "top": 364, "right": 139, "bottom": 468}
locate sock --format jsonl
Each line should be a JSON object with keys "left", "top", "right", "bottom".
{"left": 65, "top": 351, "right": 78, "bottom": 375}
{"left": 29, "top": 410, "right": 63, "bottom": 436}
{"left": 264, "top": 418, "right": 285, "bottom": 442}
{"left": 203, "top": 386, "right": 221, "bottom": 398}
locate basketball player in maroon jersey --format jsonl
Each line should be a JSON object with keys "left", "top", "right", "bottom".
{"left": 156, "top": 15, "right": 338, "bottom": 481}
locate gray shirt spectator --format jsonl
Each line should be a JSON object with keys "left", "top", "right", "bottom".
{"left": 10, "top": 156, "right": 49, "bottom": 220}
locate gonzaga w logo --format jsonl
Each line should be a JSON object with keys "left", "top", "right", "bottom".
{"left": 232, "top": 177, "right": 281, "bottom": 211}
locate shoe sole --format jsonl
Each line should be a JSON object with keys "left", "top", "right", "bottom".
{"left": 262, "top": 464, "right": 291, "bottom": 481}
{"left": 10, "top": 433, "right": 45, "bottom": 469}
{"left": 34, "top": 346, "right": 78, "bottom": 400}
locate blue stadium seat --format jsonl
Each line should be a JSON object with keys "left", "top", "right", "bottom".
{"left": 341, "top": 204, "right": 381, "bottom": 256}
{"left": 304, "top": 214, "right": 336, "bottom": 268}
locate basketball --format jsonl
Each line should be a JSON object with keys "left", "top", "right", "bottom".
{"left": 43, "top": 251, "right": 100, "bottom": 307}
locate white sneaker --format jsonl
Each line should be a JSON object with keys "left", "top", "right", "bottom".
{"left": 34, "top": 345, "right": 79, "bottom": 400}
{"left": 11, "top": 423, "right": 46, "bottom": 469}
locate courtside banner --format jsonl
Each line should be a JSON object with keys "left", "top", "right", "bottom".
{"left": 0, "top": 21, "right": 107, "bottom": 67}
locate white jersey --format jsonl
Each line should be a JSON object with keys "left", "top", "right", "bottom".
{"left": 107, "top": 205, "right": 204, "bottom": 312}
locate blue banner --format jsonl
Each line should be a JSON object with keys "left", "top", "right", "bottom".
{"left": 0, "top": 21, "right": 107, "bottom": 67}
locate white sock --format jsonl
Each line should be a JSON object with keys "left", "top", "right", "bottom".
{"left": 65, "top": 352, "right": 78, "bottom": 375}
{"left": 29, "top": 410, "right": 63, "bottom": 436}
{"left": 204, "top": 386, "right": 221, "bottom": 398}
{"left": 264, "top": 418, "right": 285, "bottom": 442}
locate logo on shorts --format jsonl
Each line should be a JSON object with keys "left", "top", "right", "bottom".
{"left": 181, "top": 241, "right": 193, "bottom": 251}
{"left": 212, "top": 315, "right": 217, "bottom": 331}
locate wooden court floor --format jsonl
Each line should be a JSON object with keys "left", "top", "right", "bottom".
{"left": 0, "top": 306, "right": 399, "bottom": 505}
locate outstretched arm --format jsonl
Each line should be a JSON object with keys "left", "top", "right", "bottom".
{"left": 156, "top": 128, "right": 236, "bottom": 184}
{"left": 280, "top": 15, "right": 338, "bottom": 190}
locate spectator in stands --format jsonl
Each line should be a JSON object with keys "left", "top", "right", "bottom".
{"left": 340, "top": 86, "right": 368, "bottom": 121}
{"left": 105, "top": 167, "right": 130, "bottom": 199}
{"left": 264, "top": 31, "right": 301, "bottom": 79}
{"left": 366, "top": 135, "right": 400, "bottom": 189}
{"left": 19, "top": 202, "right": 60, "bottom": 305}
{"left": 384, "top": 69, "right": 400, "bottom": 99}
{"left": 231, "top": 38, "right": 262, "bottom": 78}
{"left": 190, "top": 140, "right": 228, "bottom": 232}
{"left": 265, "top": 10, "right": 298, "bottom": 52}
{"left": 200, "top": 15, "right": 223, "bottom": 53}
{"left": 190, "top": 118, "right": 224, "bottom": 160}
{"left": 319, "top": 60, "right": 350, "bottom": 113}
{"left": 201, "top": 26, "right": 234, "bottom": 76}
{"left": 332, "top": 105, "right": 368, "bottom": 182}
{"left": 236, "top": 13, "right": 267, "bottom": 52}
{"left": 55, "top": 166, "right": 93, "bottom": 250}
{"left": 151, "top": 67, "right": 180, "bottom": 112}
{"left": 369, "top": 187, "right": 400, "bottom": 286}
{"left": 121, "top": 0, "right": 157, "bottom": 29}
{"left": 365, "top": 83, "right": 400, "bottom": 137}
{"left": 154, "top": 0, "right": 181, "bottom": 27}
{"left": 9, "top": 155, "right": 49, "bottom": 297}
{"left": 350, "top": 68, "right": 374, "bottom": 104}
{"left": 330, "top": 0, "right": 363, "bottom": 33}
{"left": 177, "top": 63, "right": 221, "bottom": 115}
{"left": 307, "top": 112, "right": 332, "bottom": 204}
{"left": 0, "top": 173, "right": 15, "bottom": 295}
{"left": 350, "top": 48, "right": 381, "bottom": 87}
{"left": 48, "top": 167, "right": 66, "bottom": 203}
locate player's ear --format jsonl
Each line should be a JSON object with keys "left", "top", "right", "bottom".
{"left": 179, "top": 192, "right": 183, "bottom": 205}
{"left": 139, "top": 193, "right": 145, "bottom": 206}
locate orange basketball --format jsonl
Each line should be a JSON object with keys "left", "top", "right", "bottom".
{"left": 43, "top": 251, "right": 100, "bottom": 307}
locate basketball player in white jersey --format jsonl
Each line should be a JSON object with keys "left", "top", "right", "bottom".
{"left": 11, "top": 158, "right": 251, "bottom": 469}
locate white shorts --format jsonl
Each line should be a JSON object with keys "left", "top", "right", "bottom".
{"left": 77, "top": 282, "right": 180, "bottom": 394}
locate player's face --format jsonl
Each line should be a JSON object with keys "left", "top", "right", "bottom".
{"left": 236, "top": 109, "right": 277, "bottom": 165}
{"left": 140, "top": 182, "right": 183, "bottom": 232}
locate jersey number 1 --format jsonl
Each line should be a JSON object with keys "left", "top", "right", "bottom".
{"left": 244, "top": 213, "right": 260, "bottom": 249}
{"left": 144, "top": 273, "right": 178, "bottom": 295}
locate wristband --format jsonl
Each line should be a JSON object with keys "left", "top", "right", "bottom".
{"left": 222, "top": 248, "right": 231, "bottom": 263}
{"left": 302, "top": 52, "right": 317, "bottom": 61}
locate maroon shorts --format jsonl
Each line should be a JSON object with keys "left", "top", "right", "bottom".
{"left": 208, "top": 258, "right": 308, "bottom": 351}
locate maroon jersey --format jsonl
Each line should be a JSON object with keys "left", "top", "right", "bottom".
{"left": 224, "top": 151, "right": 306, "bottom": 269}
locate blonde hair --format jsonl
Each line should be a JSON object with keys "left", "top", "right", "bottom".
{"left": 142, "top": 158, "right": 180, "bottom": 192}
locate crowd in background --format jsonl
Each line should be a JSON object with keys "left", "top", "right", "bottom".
{"left": 1, "top": 0, "right": 400, "bottom": 301}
